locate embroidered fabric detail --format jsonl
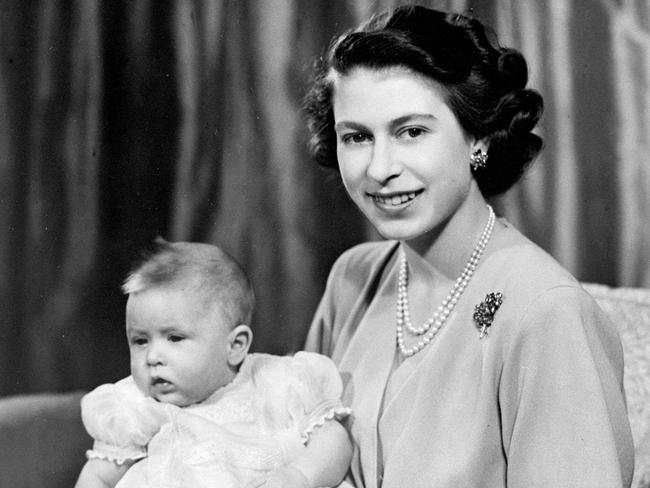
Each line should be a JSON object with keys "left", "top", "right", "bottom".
{"left": 192, "top": 397, "right": 255, "bottom": 425}
{"left": 300, "top": 403, "right": 352, "bottom": 445}
{"left": 180, "top": 439, "right": 282, "bottom": 469}
{"left": 85, "top": 440, "right": 146, "bottom": 465}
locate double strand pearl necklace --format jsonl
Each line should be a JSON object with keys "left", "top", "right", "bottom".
{"left": 396, "top": 205, "right": 496, "bottom": 357}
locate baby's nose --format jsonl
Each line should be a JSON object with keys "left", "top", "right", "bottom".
{"left": 146, "top": 342, "right": 166, "bottom": 366}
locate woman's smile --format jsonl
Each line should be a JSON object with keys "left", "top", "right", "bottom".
{"left": 333, "top": 66, "right": 479, "bottom": 241}
{"left": 368, "top": 190, "right": 423, "bottom": 210}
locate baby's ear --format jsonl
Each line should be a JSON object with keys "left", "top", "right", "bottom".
{"left": 227, "top": 325, "right": 252, "bottom": 367}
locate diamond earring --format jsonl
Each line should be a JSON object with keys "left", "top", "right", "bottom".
{"left": 470, "top": 149, "right": 488, "bottom": 171}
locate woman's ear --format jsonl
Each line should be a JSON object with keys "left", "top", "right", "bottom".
{"left": 226, "top": 324, "right": 253, "bottom": 367}
{"left": 470, "top": 138, "right": 489, "bottom": 156}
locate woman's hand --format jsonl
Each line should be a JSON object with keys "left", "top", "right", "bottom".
{"left": 244, "top": 465, "right": 311, "bottom": 488}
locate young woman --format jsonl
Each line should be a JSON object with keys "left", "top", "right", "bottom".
{"left": 304, "top": 6, "right": 634, "bottom": 488}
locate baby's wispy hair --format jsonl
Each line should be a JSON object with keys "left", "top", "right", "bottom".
{"left": 122, "top": 238, "right": 184, "bottom": 294}
{"left": 123, "top": 238, "right": 255, "bottom": 326}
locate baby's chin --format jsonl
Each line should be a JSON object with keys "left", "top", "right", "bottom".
{"left": 146, "top": 387, "right": 191, "bottom": 407}
{"left": 133, "top": 376, "right": 208, "bottom": 406}
{"left": 149, "top": 388, "right": 209, "bottom": 407}
{"left": 141, "top": 377, "right": 179, "bottom": 404}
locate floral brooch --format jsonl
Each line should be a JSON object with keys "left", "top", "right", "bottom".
{"left": 473, "top": 292, "right": 503, "bottom": 338}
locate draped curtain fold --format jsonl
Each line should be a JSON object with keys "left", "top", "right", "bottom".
{"left": 1, "top": 0, "right": 648, "bottom": 396}
{"left": 496, "top": 0, "right": 650, "bottom": 287}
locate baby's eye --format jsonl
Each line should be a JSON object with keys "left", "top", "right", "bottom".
{"left": 168, "top": 335, "right": 185, "bottom": 343}
{"left": 131, "top": 337, "right": 148, "bottom": 346}
{"left": 341, "top": 132, "right": 372, "bottom": 144}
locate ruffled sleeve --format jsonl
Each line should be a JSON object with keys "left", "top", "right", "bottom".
{"left": 81, "top": 376, "right": 169, "bottom": 464}
{"left": 289, "top": 352, "right": 351, "bottom": 443}
{"left": 250, "top": 352, "right": 351, "bottom": 444}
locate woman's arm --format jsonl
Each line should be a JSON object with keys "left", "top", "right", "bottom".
{"left": 74, "top": 458, "right": 132, "bottom": 488}
{"left": 500, "top": 286, "right": 634, "bottom": 487}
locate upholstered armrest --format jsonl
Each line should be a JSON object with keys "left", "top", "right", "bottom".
{"left": 582, "top": 283, "right": 650, "bottom": 488}
{"left": 0, "top": 391, "right": 91, "bottom": 488}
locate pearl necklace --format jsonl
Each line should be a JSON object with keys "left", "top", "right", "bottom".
{"left": 396, "top": 205, "right": 496, "bottom": 357}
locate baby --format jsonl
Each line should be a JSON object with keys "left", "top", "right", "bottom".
{"left": 74, "top": 239, "right": 352, "bottom": 488}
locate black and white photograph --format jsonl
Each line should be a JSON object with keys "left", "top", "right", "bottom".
{"left": 1, "top": 1, "right": 649, "bottom": 487}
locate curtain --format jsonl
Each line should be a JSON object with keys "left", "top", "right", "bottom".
{"left": 1, "top": 0, "right": 648, "bottom": 396}
{"left": 495, "top": 0, "right": 650, "bottom": 287}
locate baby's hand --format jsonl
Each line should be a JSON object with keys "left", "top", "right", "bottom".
{"left": 245, "top": 466, "right": 311, "bottom": 488}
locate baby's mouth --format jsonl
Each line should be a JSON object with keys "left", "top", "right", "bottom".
{"left": 151, "top": 377, "right": 172, "bottom": 390}
{"left": 370, "top": 190, "right": 422, "bottom": 206}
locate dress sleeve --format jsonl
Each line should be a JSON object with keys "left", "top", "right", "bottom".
{"left": 304, "top": 252, "right": 348, "bottom": 356}
{"left": 252, "top": 352, "right": 351, "bottom": 445}
{"left": 305, "top": 242, "right": 397, "bottom": 357}
{"left": 81, "top": 376, "right": 169, "bottom": 464}
{"left": 499, "top": 286, "right": 634, "bottom": 488}
{"left": 287, "top": 351, "right": 352, "bottom": 443}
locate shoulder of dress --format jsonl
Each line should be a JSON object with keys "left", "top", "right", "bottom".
{"left": 245, "top": 352, "right": 338, "bottom": 386}
{"left": 245, "top": 352, "right": 282, "bottom": 367}
{"left": 488, "top": 239, "right": 580, "bottom": 296}
{"left": 243, "top": 353, "right": 289, "bottom": 381}
{"left": 334, "top": 240, "right": 399, "bottom": 280}
{"left": 290, "top": 351, "right": 339, "bottom": 378}
{"left": 338, "top": 240, "right": 398, "bottom": 262}
{"left": 475, "top": 238, "right": 605, "bottom": 343}
{"left": 82, "top": 376, "right": 142, "bottom": 405}
{"left": 495, "top": 280, "right": 609, "bottom": 348}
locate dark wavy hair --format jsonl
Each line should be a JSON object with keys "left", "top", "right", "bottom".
{"left": 303, "top": 6, "right": 543, "bottom": 197}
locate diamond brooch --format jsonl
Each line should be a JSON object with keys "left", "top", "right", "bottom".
{"left": 473, "top": 292, "right": 503, "bottom": 338}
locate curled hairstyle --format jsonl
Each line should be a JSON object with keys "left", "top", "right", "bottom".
{"left": 303, "top": 5, "right": 544, "bottom": 197}
{"left": 123, "top": 238, "right": 255, "bottom": 327}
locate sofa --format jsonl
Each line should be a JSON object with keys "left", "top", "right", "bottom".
{"left": 0, "top": 390, "right": 89, "bottom": 487}
{"left": 582, "top": 283, "right": 650, "bottom": 488}
{"left": 1, "top": 283, "right": 649, "bottom": 488}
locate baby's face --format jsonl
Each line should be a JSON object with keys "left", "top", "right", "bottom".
{"left": 126, "top": 286, "right": 235, "bottom": 407}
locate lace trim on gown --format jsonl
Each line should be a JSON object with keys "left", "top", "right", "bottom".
{"left": 300, "top": 399, "right": 352, "bottom": 444}
{"left": 86, "top": 440, "right": 147, "bottom": 465}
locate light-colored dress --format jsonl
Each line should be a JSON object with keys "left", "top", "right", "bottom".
{"left": 81, "top": 352, "right": 351, "bottom": 488}
{"left": 305, "top": 221, "right": 635, "bottom": 488}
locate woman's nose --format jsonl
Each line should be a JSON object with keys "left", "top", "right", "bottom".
{"left": 366, "top": 139, "right": 401, "bottom": 183}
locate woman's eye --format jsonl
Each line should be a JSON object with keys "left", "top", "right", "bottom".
{"left": 341, "top": 132, "right": 371, "bottom": 144}
{"left": 400, "top": 127, "right": 426, "bottom": 139}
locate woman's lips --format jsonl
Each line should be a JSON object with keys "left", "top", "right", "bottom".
{"left": 369, "top": 190, "right": 423, "bottom": 207}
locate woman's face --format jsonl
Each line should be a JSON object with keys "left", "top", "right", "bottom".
{"left": 332, "top": 66, "right": 478, "bottom": 242}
